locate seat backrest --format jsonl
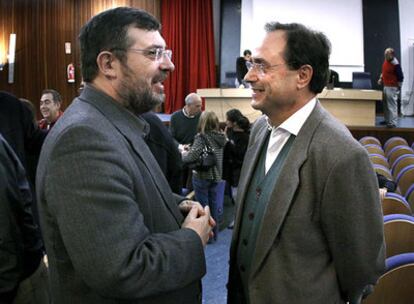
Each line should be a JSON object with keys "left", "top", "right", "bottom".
{"left": 373, "top": 164, "right": 393, "bottom": 180}
{"left": 369, "top": 153, "right": 390, "bottom": 168}
{"left": 352, "top": 72, "right": 372, "bottom": 89}
{"left": 382, "top": 193, "right": 412, "bottom": 216}
{"left": 384, "top": 137, "right": 409, "bottom": 156}
{"left": 391, "top": 154, "right": 414, "bottom": 179}
{"left": 396, "top": 165, "right": 414, "bottom": 196}
{"left": 383, "top": 214, "right": 414, "bottom": 258}
{"left": 215, "top": 180, "right": 226, "bottom": 216}
{"left": 388, "top": 146, "right": 414, "bottom": 167}
{"left": 363, "top": 253, "right": 414, "bottom": 304}
{"left": 364, "top": 144, "right": 385, "bottom": 156}
{"left": 359, "top": 136, "right": 381, "bottom": 146}
{"left": 404, "top": 183, "right": 414, "bottom": 212}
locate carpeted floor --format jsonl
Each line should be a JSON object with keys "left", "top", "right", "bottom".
{"left": 202, "top": 195, "right": 235, "bottom": 304}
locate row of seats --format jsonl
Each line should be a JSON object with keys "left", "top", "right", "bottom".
{"left": 360, "top": 137, "right": 414, "bottom": 303}
{"left": 359, "top": 136, "right": 414, "bottom": 212}
{"left": 363, "top": 214, "right": 414, "bottom": 303}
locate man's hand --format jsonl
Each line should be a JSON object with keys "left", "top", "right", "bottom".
{"left": 179, "top": 200, "right": 203, "bottom": 214}
{"left": 182, "top": 206, "right": 216, "bottom": 246}
{"left": 179, "top": 200, "right": 216, "bottom": 227}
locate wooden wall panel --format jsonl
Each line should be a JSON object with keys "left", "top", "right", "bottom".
{"left": 0, "top": 0, "right": 160, "bottom": 119}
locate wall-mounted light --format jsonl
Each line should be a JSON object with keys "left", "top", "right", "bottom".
{"left": 8, "top": 33, "right": 16, "bottom": 83}
{"left": 0, "top": 47, "right": 6, "bottom": 71}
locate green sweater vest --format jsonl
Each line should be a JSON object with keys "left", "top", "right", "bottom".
{"left": 236, "top": 132, "right": 295, "bottom": 301}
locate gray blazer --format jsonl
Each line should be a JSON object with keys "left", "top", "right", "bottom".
{"left": 227, "top": 102, "right": 385, "bottom": 304}
{"left": 36, "top": 86, "right": 205, "bottom": 303}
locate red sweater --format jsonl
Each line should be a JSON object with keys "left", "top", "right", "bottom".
{"left": 382, "top": 59, "right": 403, "bottom": 87}
{"left": 38, "top": 111, "right": 63, "bottom": 130}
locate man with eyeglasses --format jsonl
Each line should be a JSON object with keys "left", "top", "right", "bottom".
{"left": 227, "top": 22, "right": 385, "bottom": 304}
{"left": 36, "top": 7, "right": 214, "bottom": 304}
{"left": 39, "top": 89, "right": 63, "bottom": 130}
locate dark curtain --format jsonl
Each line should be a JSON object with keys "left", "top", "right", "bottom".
{"left": 161, "top": 0, "right": 216, "bottom": 113}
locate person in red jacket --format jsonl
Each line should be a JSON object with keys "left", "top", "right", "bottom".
{"left": 378, "top": 48, "right": 404, "bottom": 128}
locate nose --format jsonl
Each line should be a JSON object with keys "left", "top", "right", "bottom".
{"left": 160, "top": 55, "right": 175, "bottom": 72}
{"left": 244, "top": 67, "right": 257, "bottom": 84}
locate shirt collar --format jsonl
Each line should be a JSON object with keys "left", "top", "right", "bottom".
{"left": 266, "top": 97, "right": 317, "bottom": 136}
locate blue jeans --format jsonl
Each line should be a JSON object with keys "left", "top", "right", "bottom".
{"left": 192, "top": 177, "right": 219, "bottom": 239}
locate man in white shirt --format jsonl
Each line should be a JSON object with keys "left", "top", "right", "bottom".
{"left": 227, "top": 22, "right": 385, "bottom": 304}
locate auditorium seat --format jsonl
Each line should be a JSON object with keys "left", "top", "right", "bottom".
{"left": 359, "top": 136, "right": 382, "bottom": 146}
{"left": 396, "top": 165, "right": 414, "bottom": 196}
{"left": 352, "top": 72, "right": 372, "bottom": 89}
{"left": 383, "top": 214, "right": 414, "bottom": 258}
{"left": 391, "top": 154, "right": 414, "bottom": 179}
{"left": 384, "top": 137, "right": 409, "bottom": 156}
{"left": 404, "top": 184, "right": 414, "bottom": 212}
{"left": 215, "top": 180, "right": 226, "bottom": 217}
{"left": 382, "top": 193, "right": 412, "bottom": 216}
{"left": 362, "top": 253, "right": 414, "bottom": 304}
{"left": 364, "top": 144, "right": 385, "bottom": 156}
{"left": 373, "top": 164, "right": 393, "bottom": 181}
{"left": 369, "top": 154, "right": 390, "bottom": 168}
{"left": 387, "top": 146, "right": 414, "bottom": 168}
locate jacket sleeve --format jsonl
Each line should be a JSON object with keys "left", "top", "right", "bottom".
{"left": 43, "top": 125, "right": 206, "bottom": 299}
{"left": 0, "top": 146, "right": 21, "bottom": 301}
{"left": 321, "top": 146, "right": 386, "bottom": 303}
{"left": 182, "top": 134, "right": 204, "bottom": 164}
{"left": 395, "top": 64, "right": 404, "bottom": 83}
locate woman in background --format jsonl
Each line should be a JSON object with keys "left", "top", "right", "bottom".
{"left": 223, "top": 109, "right": 250, "bottom": 228}
{"left": 182, "top": 111, "right": 226, "bottom": 242}
{"left": 223, "top": 109, "right": 250, "bottom": 199}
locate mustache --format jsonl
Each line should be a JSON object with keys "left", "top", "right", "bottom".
{"left": 152, "top": 72, "right": 168, "bottom": 83}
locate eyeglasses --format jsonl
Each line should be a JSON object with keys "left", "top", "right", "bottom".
{"left": 128, "top": 48, "right": 172, "bottom": 61}
{"left": 248, "top": 62, "right": 285, "bottom": 75}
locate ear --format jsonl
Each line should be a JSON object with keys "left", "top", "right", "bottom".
{"left": 96, "top": 51, "right": 120, "bottom": 80}
{"left": 296, "top": 64, "right": 313, "bottom": 90}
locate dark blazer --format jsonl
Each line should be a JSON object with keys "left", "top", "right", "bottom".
{"left": 141, "top": 111, "right": 182, "bottom": 194}
{"left": 0, "top": 133, "right": 43, "bottom": 303}
{"left": 36, "top": 85, "right": 206, "bottom": 303}
{"left": 236, "top": 57, "right": 248, "bottom": 85}
{"left": 228, "top": 102, "right": 385, "bottom": 304}
{"left": 0, "top": 91, "right": 47, "bottom": 227}
{"left": 0, "top": 91, "right": 46, "bottom": 169}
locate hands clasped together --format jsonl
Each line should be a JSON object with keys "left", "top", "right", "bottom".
{"left": 179, "top": 200, "right": 216, "bottom": 246}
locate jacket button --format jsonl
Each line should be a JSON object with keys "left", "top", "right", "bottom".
{"left": 248, "top": 212, "right": 255, "bottom": 220}
{"left": 242, "top": 239, "right": 248, "bottom": 246}
{"left": 240, "top": 265, "right": 246, "bottom": 272}
{"left": 256, "top": 187, "right": 262, "bottom": 198}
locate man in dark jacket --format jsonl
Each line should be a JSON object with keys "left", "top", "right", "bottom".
{"left": 0, "top": 91, "right": 47, "bottom": 227}
{"left": 0, "top": 133, "right": 49, "bottom": 303}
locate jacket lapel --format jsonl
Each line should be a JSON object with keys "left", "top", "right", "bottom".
{"left": 250, "top": 102, "right": 327, "bottom": 277}
{"left": 79, "top": 86, "right": 183, "bottom": 225}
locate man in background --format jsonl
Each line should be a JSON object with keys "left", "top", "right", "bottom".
{"left": 378, "top": 47, "right": 404, "bottom": 128}
{"left": 0, "top": 92, "right": 47, "bottom": 226}
{"left": 38, "top": 89, "right": 63, "bottom": 130}
{"left": 170, "top": 92, "right": 203, "bottom": 191}
{"left": 36, "top": 7, "right": 213, "bottom": 303}
{"left": 170, "top": 92, "right": 202, "bottom": 150}
{"left": 228, "top": 22, "right": 385, "bottom": 304}
{"left": 236, "top": 49, "right": 252, "bottom": 88}
{"left": 142, "top": 110, "right": 183, "bottom": 194}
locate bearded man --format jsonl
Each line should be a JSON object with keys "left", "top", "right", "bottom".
{"left": 36, "top": 7, "right": 214, "bottom": 304}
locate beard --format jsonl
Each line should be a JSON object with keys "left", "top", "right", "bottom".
{"left": 116, "top": 64, "right": 165, "bottom": 115}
